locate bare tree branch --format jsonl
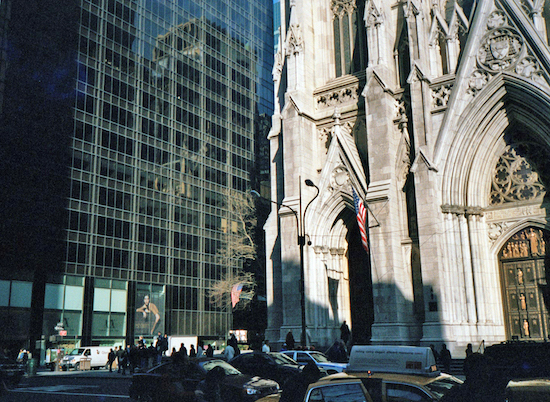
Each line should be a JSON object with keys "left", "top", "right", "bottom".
{"left": 208, "top": 190, "right": 258, "bottom": 310}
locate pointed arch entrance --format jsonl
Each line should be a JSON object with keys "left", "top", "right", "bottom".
{"left": 499, "top": 227, "right": 550, "bottom": 341}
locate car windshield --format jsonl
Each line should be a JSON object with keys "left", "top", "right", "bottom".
{"left": 271, "top": 353, "right": 299, "bottom": 365}
{"left": 307, "top": 382, "right": 367, "bottom": 402}
{"left": 69, "top": 348, "right": 85, "bottom": 355}
{"left": 201, "top": 359, "right": 241, "bottom": 375}
{"left": 309, "top": 353, "right": 331, "bottom": 363}
{"left": 425, "top": 377, "right": 463, "bottom": 399}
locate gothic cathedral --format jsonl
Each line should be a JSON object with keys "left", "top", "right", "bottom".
{"left": 266, "top": 0, "right": 550, "bottom": 357}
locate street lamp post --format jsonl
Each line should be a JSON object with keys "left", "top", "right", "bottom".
{"left": 251, "top": 178, "right": 319, "bottom": 348}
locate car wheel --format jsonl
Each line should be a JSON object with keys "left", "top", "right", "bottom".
{"left": 75, "top": 362, "right": 80, "bottom": 371}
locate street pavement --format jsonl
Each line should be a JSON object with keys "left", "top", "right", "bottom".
{"left": 2, "top": 366, "right": 133, "bottom": 401}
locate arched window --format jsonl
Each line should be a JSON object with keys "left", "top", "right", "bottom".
{"left": 332, "top": 0, "right": 367, "bottom": 77}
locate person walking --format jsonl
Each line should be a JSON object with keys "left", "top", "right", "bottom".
{"left": 465, "top": 343, "right": 473, "bottom": 358}
{"left": 440, "top": 344, "right": 452, "bottom": 374}
{"left": 340, "top": 321, "right": 350, "bottom": 346}
{"left": 195, "top": 366, "right": 225, "bottom": 402}
{"left": 228, "top": 334, "right": 240, "bottom": 356}
{"left": 223, "top": 343, "right": 235, "bottom": 361}
{"left": 262, "top": 340, "right": 270, "bottom": 353}
{"left": 189, "top": 344, "right": 197, "bottom": 358}
{"left": 116, "top": 346, "right": 124, "bottom": 373}
{"left": 285, "top": 331, "right": 295, "bottom": 350}
{"left": 280, "top": 362, "right": 321, "bottom": 402}
{"left": 107, "top": 348, "right": 116, "bottom": 372}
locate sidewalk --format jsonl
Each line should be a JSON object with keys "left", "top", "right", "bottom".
{"left": 30, "top": 366, "right": 134, "bottom": 379}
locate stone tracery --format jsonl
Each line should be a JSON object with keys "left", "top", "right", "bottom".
{"left": 490, "top": 143, "right": 547, "bottom": 206}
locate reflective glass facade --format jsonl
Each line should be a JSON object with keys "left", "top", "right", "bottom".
{"left": 0, "top": 0, "right": 273, "bottom": 349}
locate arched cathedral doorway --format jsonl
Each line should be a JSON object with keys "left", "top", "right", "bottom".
{"left": 499, "top": 227, "right": 550, "bottom": 341}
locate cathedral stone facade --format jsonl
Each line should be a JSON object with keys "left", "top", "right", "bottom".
{"left": 266, "top": 0, "right": 550, "bottom": 357}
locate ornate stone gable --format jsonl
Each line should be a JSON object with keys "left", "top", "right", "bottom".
{"left": 468, "top": 7, "right": 549, "bottom": 95}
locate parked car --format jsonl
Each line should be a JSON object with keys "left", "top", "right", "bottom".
{"left": 484, "top": 341, "right": 550, "bottom": 400}
{"left": 281, "top": 350, "right": 347, "bottom": 374}
{"left": 230, "top": 352, "right": 306, "bottom": 388}
{"left": 0, "top": 353, "right": 26, "bottom": 391}
{"left": 505, "top": 378, "right": 550, "bottom": 402}
{"left": 128, "top": 357, "right": 280, "bottom": 402}
{"left": 256, "top": 373, "right": 372, "bottom": 402}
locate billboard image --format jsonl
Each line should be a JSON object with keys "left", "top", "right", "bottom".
{"left": 135, "top": 285, "right": 165, "bottom": 336}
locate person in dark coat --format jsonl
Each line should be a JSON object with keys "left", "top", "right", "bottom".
{"left": 107, "top": 348, "right": 116, "bottom": 372}
{"left": 440, "top": 353, "right": 503, "bottom": 402}
{"left": 228, "top": 334, "right": 240, "bottom": 356}
{"left": 340, "top": 321, "right": 350, "bottom": 345}
{"left": 195, "top": 365, "right": 225, "bottom": 402}
{"left": 116, "top": 346, "right": 124, "bottom": 373}
{"left": 280, "top": 362, "right": 321, "bottom": 402}
{"left": 440, "top": 344, "right": 452, "bottom": 374}
{"left": 285, "top": 331, "right": 295, "bottom": 350}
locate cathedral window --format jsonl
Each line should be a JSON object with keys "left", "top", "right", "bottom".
{"left": 331, "top": 0, "right": 366, "bottom": 77}
{"left": 490, "top": 141, "right": 550, "bottom": 206}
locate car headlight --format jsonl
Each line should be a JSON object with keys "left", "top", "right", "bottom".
{"left": 245, "top": 387, "right": 260, "bottom": 395}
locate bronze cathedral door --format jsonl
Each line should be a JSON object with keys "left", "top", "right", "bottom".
{"left": 500, "top": 227, "right": 550, "bottom": 341}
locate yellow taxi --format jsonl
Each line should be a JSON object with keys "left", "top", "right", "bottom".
{"left": 256, "top": 373, "right": 372, "bottom": 402}
{"left": 257, "top": 345, "right": 461, "bottom": 402}
{"left": 343, "top": 345, "right": 463, "bottom": 402}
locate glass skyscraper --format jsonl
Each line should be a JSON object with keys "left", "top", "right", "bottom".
{"left": 0, "top": 0, "right": 273, "bottom": 354}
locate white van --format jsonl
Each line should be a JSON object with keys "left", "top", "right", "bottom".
{"left": 347, "top": 345, "right": 439, "bottom": 375}
{"left": 60, "top": 346, "right": 112, "bottom": 371}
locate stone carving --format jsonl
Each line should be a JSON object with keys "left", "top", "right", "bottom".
{"left": 319, "top": 127, "right": 332, "bottom": 152}
{"left": 394, "top": 94, "right": 409, "bottom": 121}
{"left": 477, "top": 28, "right": 523, "bottom": 72}
{"left": 501, "top": 227, "right": 546, "bottom": 259}
{"left": 490, "top": 144, "right": 547, "bottom": 206}
{"left": 365, "top": 0, "right": 383, "bottom": 28}
{"left": 329, "top": 165, "right": 350, "bottom": 193}
{"left": 488, "top": 221, "right": 513, "bottom": 244}
{"left": 316, "top": 85, "right": 359, "bottom": 109}
{"left": 331, "top": 0, "right": 356, "bottom": 19}
{"left": 431, "top": 83, "right": 453, "bottom": 108}
{"left": 286, "top": 24, "right": 303, "bottom": 56}
{"left": 468, "top": 9, "right": 548, "bottom": 94}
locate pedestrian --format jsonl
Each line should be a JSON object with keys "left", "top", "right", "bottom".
{"left": 465, "top": 343, "right": 473, "bottom": 358}
{"left": 440, "top": 344, "right": 452, "bottom": 374}
{"left": 262, "top": 339, "right": 270, "bottom": 353}
{"left": 189, "top": 344, "right": 197, "bottom": 358}
{"left": 116, "top": 346, "right": 124, "bottom": 373}
{"left": 223, "top": 342, "right": 235, "bottom": 361}
{"left": 440, "top": 353, "right": 503, "bottom": 402}
{"left": 340, "top": 321, "right": 350, "bottom": 346}
{"left": 280, "top": 362, "right": 321, "bottom": 402}
{"left": 179, "top": 343, "right": 188, "bottom": 359}
{"left": 107, "top": 348, "right": 116, "bottom": 372}
{"left": 286, "top": 331, "right": 295, "bottom": 350}
{"left": 228, "top": 333, "right": 240, "bottom": 356}
{"left": 197, "top": 341, "right": 204, "bottom": 358}
{"left": 430, "top": 344, "right": 440, "bottom": 363}
{"left": 195, "top": 365, "right": 225, "bottom": 402}
{"left": 121, "top": 345, "right": 129, "bottom": 375}
{"left": 205, "top": 344, "right": 214, "bottom": 357}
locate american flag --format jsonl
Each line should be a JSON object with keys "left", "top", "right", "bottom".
{"left": 352, "top": 188, "right": 369, "bottom": 253}
{"left": 231, "top": 283, "right": 243, "bottom": 308}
